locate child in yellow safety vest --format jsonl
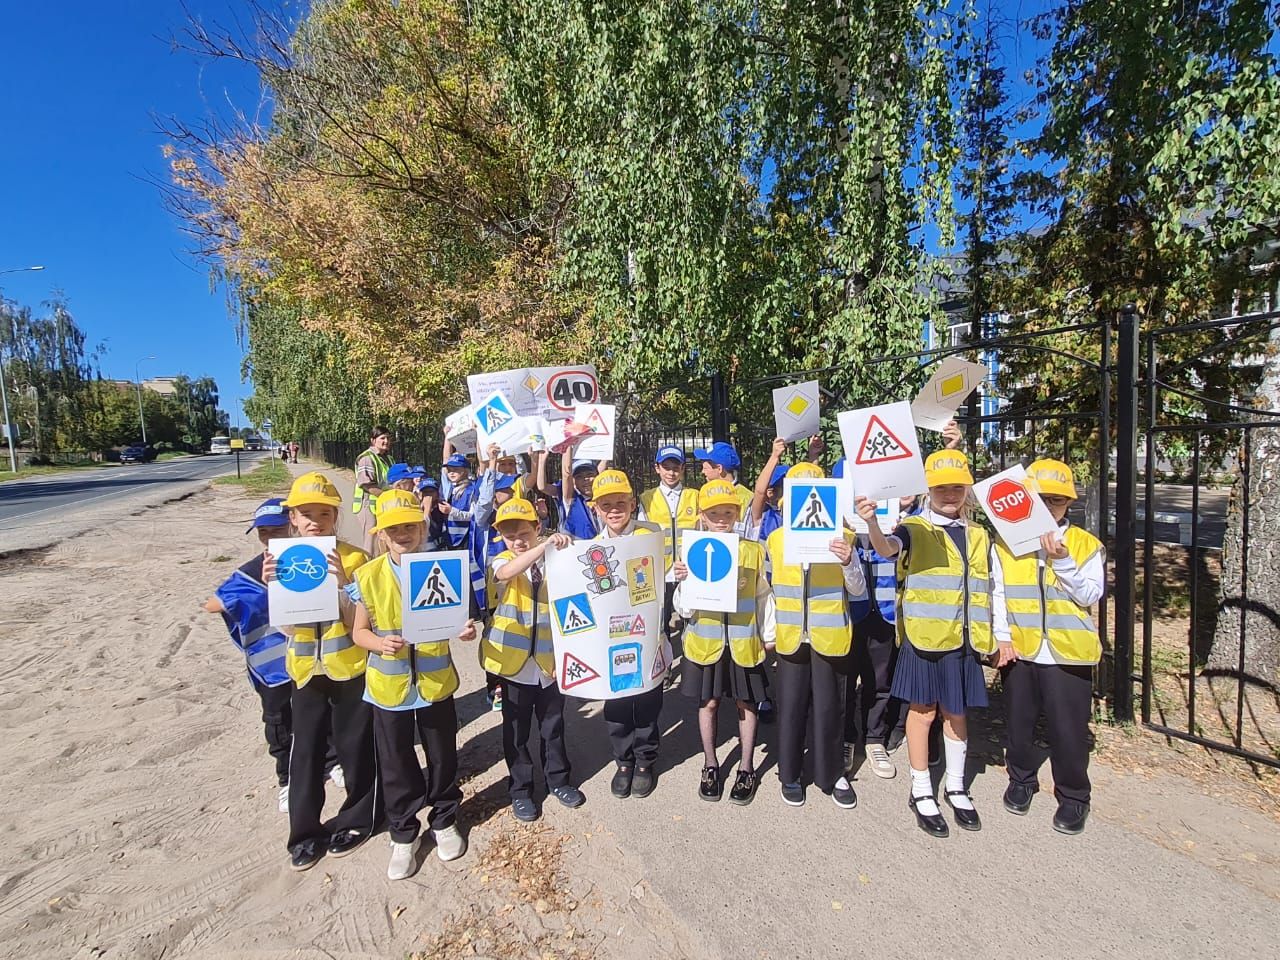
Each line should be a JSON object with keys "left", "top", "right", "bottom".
{"left": 993, "top": 459, "right": 1105, "bottom": 836}
{"left": 483, "top": 498, "right": 586, "bottom": 823}
{"left": 349, "top": 490, "right": 477, "bottom": 880}
{"left": 765, "top": 462, "right": 866, "bottom": 810}
{"left": 637, "top": 445, "right": 700, "bottom": 649}
{"left": 858, "top": 450, "right": 995, "bottom": 839}
{"left": 672, "top": 479, "right": 774, "bottom": 805}
{"left": 265, "top": 472, "right": 377, "bottom": 872}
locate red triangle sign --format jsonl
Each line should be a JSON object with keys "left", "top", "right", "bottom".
{"left": 561, "top": 652, "right": 601, "bottom": 690}
{"left": 855, "top": 415, "right": 914, "bottom": 465}
{"left": 582, "top": 408, "right": 611, "bottom": 437}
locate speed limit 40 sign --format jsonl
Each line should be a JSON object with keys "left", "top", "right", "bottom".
{"left": 974, "top": 465, "right": 1059, "bottom": 557}
{"left": 545, "top": 368, "right": 599, "bottom": 416}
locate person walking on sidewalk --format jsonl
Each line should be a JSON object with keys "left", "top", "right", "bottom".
{"left": 353, "top": 427, "right": 393, "bottom": 555}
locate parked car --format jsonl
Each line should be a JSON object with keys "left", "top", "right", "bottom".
{"left": 209, "top": 436, "right": 233, "bottom": 455}
{"left": 120, "top": 444, "right": 155, "bottom": 464}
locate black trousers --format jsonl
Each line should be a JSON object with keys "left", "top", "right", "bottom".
{"left": 1004, "top": 659, "right": 1093, "bottom": 806}
{"left": 254, "top": 679, "right": 293, "bottom": 786}
{"left": 373, "top": 698, "right": 462, "bottom": 842}
{"left": 843, "top": 615, "right": 905, "bottom": 746}
{"left": 663, "top": 580, "right": 684, "bottom": 656}
{"left": 502, "top": 679, "right": 571, "bottom": 799}
{"left": 777, "top": 645, "right": 848, "bottom": 792}
{"left": 604, "top": 684, "right": 663, "bottom": 766}
{"left": 287, "top": 675, "right": 378, "bottom": 851}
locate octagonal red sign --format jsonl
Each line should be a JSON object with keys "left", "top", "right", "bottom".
{"left": 987, "top": 478, "right": 1033, "bottom": 523}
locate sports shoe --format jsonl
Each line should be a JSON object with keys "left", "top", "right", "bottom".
{"left": 511, "top": 797, "right": 540, "bottom": 822}
{"left": 729, "top": 769, "right": 758, "bottom": 806}
{"left": 387, "top": 836, "right": 421, "bottom": 880}
{"left": 781, "top": 781, "right": 805, "bottom": 807}
{"left": 277, "top": 785, "right": 290, "bottom": 813}
{"left": 886, "top": 729, "right": 906, "bottom": 754}
{"left": 328, "top": 765, "right": 345, "bottom": 791}
{"left": 867, "top": 744, "right": 896, "bottom": 779}
{"left": 289, "top": 839, "right": 323, "bottom": 872}
{"left": 433, "top": 824, "right": 467, "bottom": 862}
{"left": 832, "top": 777, "right": 858, "bottom": 810}
{"left": 1003, "top": 782, "right": 1035, "bottom": 815}
{"left": 842, "top": 741, "right": 857, "bottom": 773}
{"left": 1053, "top": 800, "right": 1089, "bottom": 835}
{"left": 550, "top": 784, "right": 585, "bottom": 808}
{"left": 699, "top": 765, "right": 722, "bottom": 802}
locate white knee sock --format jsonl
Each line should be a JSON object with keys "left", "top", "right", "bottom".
{"left": 910, "top": 767, "right": 939, "bottom": 817}
{"left": 944, "top": 736, "right": 973, "bottom": 810}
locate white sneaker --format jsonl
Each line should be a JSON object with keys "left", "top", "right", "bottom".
{"left": 433, "top": 824, "right": 467, "bottom": 862}
{"left": 328, "top": 765, "right": 346, "bottom": 791}
{"left": 867, "top": 744, "right": 897, "bottom": 779}
{"left": 278, "top": 785, "right": 290, "bottom": 813}
{"left": 842, "top": 741, "right": 857, "bottom": 773}
{"left": 387, "top": 836, "right": 422, "bottom": 880}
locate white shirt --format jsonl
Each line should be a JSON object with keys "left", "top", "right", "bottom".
{"left": 488, "top": 555, "right": 556, "bottom": 688}
{"left": 637, "top": 483, "right": 685, "bottom": 584}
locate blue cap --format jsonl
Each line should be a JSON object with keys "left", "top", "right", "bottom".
{"left": 247, "top": 497, "right": 290, "bottom": 533}
{"left": 831, "top": 457, "right": 846, "bottom": 479}
{"left": 417, "top": 476, "right": 439, "bottom": 492}
{"left": 386, "top": 462, "right": 413, "bottom": 484}
{"left": 408, "top": 465, "right": 427, "bottom": 479}
{"left": 655, "top": 445, "right": 685, "bottom": 465}
{"left": 768, "top": 464, "right": 788, "bottom": 488}
{"left": 571, "top": 458, "right": 597, "bottom": 475}
{"left": 444, "top": 454, "right": 470, "bottom": 469}
{"left": 494, "top": 473, "right": 518, "bottom": 492}
{"left": 693, "top": 441, "right": 741, "bottom": 471}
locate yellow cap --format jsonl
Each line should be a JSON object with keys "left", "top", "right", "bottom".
{"left": 698, "top": 479, "right": 742, "bottom": 514}
{"left": 786, "top": 461, "right": 825, "bottom": 480}
{"left": 283, "top": 471, "right": 342, "bottom": 508}
{"left": 495, "top": 498, "right": 538, "bottom": 527}
{"left": 591, "top": 469, "right": 633, "bottom": 500}
{"left": 1026, "top": 459, "right": 1077, "bottom": 499}
{"left": 925, "top": 450, "right": 974, "bottom": 487}
{"left": 372, "top": 490, "right": 424, "bottom": 531}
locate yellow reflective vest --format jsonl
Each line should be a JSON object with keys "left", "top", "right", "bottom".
{"left": 682, "top": 539, "right": 767, "bottom": 668}
{"left": 638, "top": 485, "right": 699, "bottom": 572}
{"left": 481, "top": 551, "right": 555, "bottom": 679}
{"left": 286, "top": 541, "right": 370, "bottom": 686}
{"left": 996, "top": 525, "right": 1103, "bottom": 665}
{"left": 896, "top": 515, "right": 995, "bottom": 655}
{"left": 733, "top": 483, "right": 754, "bottom": 518}
{"left": 765, "top": 528, "right": 853, "bottom": 657}
{"left": 354, "top": 554, "right": 460, "bottom": 707}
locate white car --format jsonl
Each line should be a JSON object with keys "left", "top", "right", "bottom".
{"left": 210, "top": 436, "right": 233, "bottom": 455}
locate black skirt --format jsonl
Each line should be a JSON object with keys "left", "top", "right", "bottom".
{"left": 889, "top": 640, "right": 989, "bottom": 714}
{"left": 681, "top": 648, "right": 770, "bottom": 704}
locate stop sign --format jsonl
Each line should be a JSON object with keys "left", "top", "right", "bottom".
{"left": 986, "top": 478, "right": 1033, "bottom": 523}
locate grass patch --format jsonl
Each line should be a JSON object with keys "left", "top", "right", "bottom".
{"left": 156, "top": 451, "right": 191, "bottom": 461}
{"left": 214, "top": 458, "right": 292, "bottom": 496}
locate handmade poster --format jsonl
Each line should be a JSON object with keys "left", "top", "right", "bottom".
{"left": 444, "top": 405, "right": 477, "bottom": 456}
{"left": 782, "top": 477, "right": 850, "bottom": 566}
{"left": 678, "top": 530, "right": 739, "bottom": 613}
{"left": 546, "top": 530, "right": 665, "bottom": 699}
{"left": 974, "top": 464, "right": 1060, "bottom": 557}
{"left": 494, "top": 416, "right": 544, "bottom": 456}
{"left": 848, "top": 498, "right": 901, "bottom": 536}
{"left": 399, "top": 550, "right": 470, "bottom": 644}
{"left": 268, "top": 536, "right": 338, "bottom": 626}
{"left": 466, "top": 366, "right": 600, "bottom": 421}
{"left": 569, "top": 404, "right": 615, "bottom": 461}
{"left": 472, "top": 390, "right": 528, "bottom": 453}
{"left": 911, "top": 357, "right": 988, "bottom": 432}
{"left": 772, "top": 380, "right": 821, "bottom": 443}
{"left": 837, "top": 401, "right": 928, "bottom": 501}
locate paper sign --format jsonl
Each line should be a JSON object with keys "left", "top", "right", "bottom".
{"left": 546, "top": 530, "right": 666, "bottom": 699}
{"left": 679, "top": 530, "right": 739, "bottom": 612}
{"left": 569, "top": 404, "right": 615, "bottom": 461}
{"left": 772, "top": 380, "right": 821, "bottom": 443}
{"left": 911, "top": 357, "right": 988, "bottom": 432}
{"left": 399, "top": 550, "right": 470, "bottom": 643}
{"left": 467, "top": 366, "right": 600, "bottom": 421}
{"left": 445, "top": 405, "right": 478, "bottom": 456}
{"left": 973, "top": 465, "right": 1059, "bottom": 557}
{"left": 782, "top": 478, "right": 850, "bottom": 565}
{"left": 838, "top": 402, "right": 928, "bottom": 501}
{"left": 268, "top": 536, "right": 338, "bottom": 626}
{"left": 472, "top": 390, "right": 528, "bottom": 452}
{"left": 849, "top": 499, "right": 901, "bottom": 536}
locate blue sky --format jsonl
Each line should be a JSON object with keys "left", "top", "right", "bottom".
{"left": 0, "top": 1, "right": 270, "bottom": 426}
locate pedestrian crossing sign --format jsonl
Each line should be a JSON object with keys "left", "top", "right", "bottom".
{"left": 553, "top": 592, "right": 596, "bottom": 636}
{"left": 789, "top": 482, "right": 837, "bottom": 532}
{"left": 475, "top": 393, "right": 515, "bottom": 435}
{"left": 398, "top": 549, "right": 471, "bottom": 644}
{"left": 409, "top": 558, "right": 463, "bottom": 611}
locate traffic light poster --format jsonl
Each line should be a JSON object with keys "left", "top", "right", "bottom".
{"left": 399, "top": 550, "right": 471, "bottom": 644}
{"left": 837, "top": 401, "right": 928, "bottom": 501}
{"left": 545, "top": 530, "right": 667, "bottom": 700}
{"left": 973, "top": 464, "right": 1059, "bottom": 556}
{"left": 267, "top": 536, "right": 339, "bottom": 626}
{"left": 678, "top": 530, "right": 739, "bottom": 613}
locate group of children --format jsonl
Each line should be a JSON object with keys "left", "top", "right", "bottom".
{"left": 207, "top": 421, "right": 1105, "bottom": 880}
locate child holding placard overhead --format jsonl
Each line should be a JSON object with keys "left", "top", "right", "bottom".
{"left": 857, "top": 450, "right": 995, "bottom": 839}
{"left": 994, "top": 459, "right": 1105, "bottom": 836}
{"left": 672, "top": 479, "right": 774, "bottom": 805}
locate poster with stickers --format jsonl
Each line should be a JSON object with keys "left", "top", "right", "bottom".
{"left": 466, "top": 366, "right": 600, "bottom": 422}
{"left": 545, "top": 530, "right": 666, "bottom": 700}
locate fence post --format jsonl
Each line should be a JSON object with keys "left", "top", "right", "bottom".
{"left": 710, "top": 371, "right": 731, "bottom": 443}
{"left": 1112, "top": 303, "right": 1140, "bottom": 722}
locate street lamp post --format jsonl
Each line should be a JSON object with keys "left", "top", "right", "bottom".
{"left": 135, "top": 355, "right": 156, "bottom": 446}
{"left": 0, "top": 266, "right": 45, "bottom": 471}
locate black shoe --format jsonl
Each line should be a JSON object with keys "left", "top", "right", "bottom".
{"left": 289, "top": 840, "right": 324, "bottom": 872}
{"left": 831, "top": 777, "right": 858, "bottom": 810}
{"left": 908, "top": 794, "right": 949, "bottom": 838}
{"left": 327, "top": 829, "right": 369, "bottom": 858}
{"left": 1053, "top": 800, "right": 1089, "bottom": 835}
{"left": 886, "top": 729, "right": 906, "bottom": 754}
{"left": 729, "top": 769, "right": 758, "bottom": 806}
{"left": 549, "top": 784, "right": 585, "bottom": 809}
{"left": 631, "top": 765, "right": 657, "bottom": 798}
{"left": 511, "top": 797, "right": 540, "bottom": 822}
{"left": 757, "top": 699, "right": 776, "bottom": 724}
{"left": 699, "top": 765, "right": 722, "bottom": 802}
{"left": 781, "top": 781, "right": 805, "bottom": 807}
{"left": 944, "top": 790, "right": 982, "bottom": 831}
{"left": 610, "top": 764, "right": 634, "bottom": 799}
{"left": 1003, "top": 782, "right": 1035, "bottom": 815}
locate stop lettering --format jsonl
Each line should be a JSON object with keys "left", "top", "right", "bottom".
{"left": 987, "top": 478, "right": 1033, "bottom": 523}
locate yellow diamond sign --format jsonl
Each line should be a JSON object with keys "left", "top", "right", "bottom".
{"left": 522, "top": 373, "right": 542, "bottom": 392}
{"left": 939, "top": 373, "right": 967, "bottom": 398}
{"left": 784, "top": 394, "right": 811, "bottom": 418}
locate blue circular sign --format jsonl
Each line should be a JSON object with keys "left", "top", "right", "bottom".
{"left": 689, "top": 537, "right": 733, "bottom": 582}
{"left": 276, "top": 544, "right": 329, "bottom": 593}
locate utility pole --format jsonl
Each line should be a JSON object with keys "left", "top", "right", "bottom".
{"left": 0, "top": 265, "right": 45, "bottom": 471}
{"left": 135, "top": 355, "right": 156, "bottom": 445}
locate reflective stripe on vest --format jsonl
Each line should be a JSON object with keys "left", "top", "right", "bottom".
{"left": 766, "top": 528, "right": 852, "bottom": 657}
{"left": 996, "top": 526, "right": 1102, "bottom": 665}
{"left": 682, "top": 540, "right": 766, "bottom": 668}
{"left": 242, "top": 622, "right": 290, "bottom": 687}
{"left": 285, "top": 542, "right": 369, "bottom": 685}
{"left": 352, "top": 449, "right": 391, "bottom": 513}
{"left": 638, "top": 487, "right": 699, "bottom": 571}
{"left": 895, "top": 516, "right": 994, "bottom": 655}
{"left": 481, "top": 551, "right": 554, "bottom": 679}
{"left": 354, "top": 554, "right": 460, "bottom": 707}
{"left": 445, "top": 480, "right": 478, "bottom": 548}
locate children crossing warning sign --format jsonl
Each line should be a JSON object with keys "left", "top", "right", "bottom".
{"left": 561, "top": 652, "right": 600, "bottom": 690}
{"left": 570, "top": 404, "right": 615, "bottom": 460}
{"left": 855, "top": 415, "right": 913, "bottom": 465}
{"left": 837, "top": 401, "right": 928, "bottom": 502}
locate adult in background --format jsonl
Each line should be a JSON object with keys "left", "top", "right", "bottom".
{"left": 353, "top": 427, "right": 393, "bottom": 555}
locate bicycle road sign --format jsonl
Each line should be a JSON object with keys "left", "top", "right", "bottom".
{"left": 275, "top": 544, "right": 329, "bottom": 593}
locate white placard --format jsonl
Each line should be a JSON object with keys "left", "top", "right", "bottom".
{"left": 678, "top": 530, "right": 739, "bottom": 613}
{"left": 782, "top": 478, "right": 850, "bottom": 565}
{"left": 569, "top": 404, "right": 615, "bottom": 461}
{"left": 495, "top": 416, "right": 543, "bottom": 456}
{"left": 445, "top": 405, "right": 478, "bottom": 456}
{"left": 268, "top": 536, "right": 338, "bottom": 626}
{"left": 911, "top": 357, "right": 989, "bottom": 432}
{"left": 546, "top": 531, "right": 666, "bottom": 700}
{"left": 467, "top": 365, "right": 600, "bottom": 421}
{"left": 772, "top": 380, "right": 821, "bottom": 443}
{"left": 837, "top": 401, "right": 928, "bottom": 501}
{"left": 973, "top": 465, "right": 1060, "bottom": 557}
{"left": 399, "top": 550, "right": 470, "bottom": 643}
{"left": 472, "top": 390, "right": 528, "bottom": 453}
{"left": 848, "top": 498, "right": 901, "bottom": 535}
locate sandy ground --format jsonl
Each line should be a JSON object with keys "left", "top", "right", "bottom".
{"left": 1, "top": 467, "right": 1278, "bottom": 960}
